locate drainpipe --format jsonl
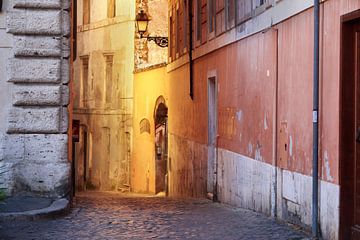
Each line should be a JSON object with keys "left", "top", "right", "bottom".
{"left": 312, "top": 0, "right": 320, "bottom": 238}
{"left": 188, "top": 0, "right": 194, "bottom": 100}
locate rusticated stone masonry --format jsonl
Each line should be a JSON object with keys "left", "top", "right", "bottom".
{"left": 3, "top": 0, "right": 71, "bottom": 198}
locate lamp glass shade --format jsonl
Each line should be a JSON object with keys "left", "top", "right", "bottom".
{"left": 136, "top": 10, "right": 149, "bottom": 37}
{"left": 136, "top": 20, "right": 148, "bottom": 34}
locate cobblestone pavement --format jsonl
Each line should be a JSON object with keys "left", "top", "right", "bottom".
{"left": 0, "top": 191, "right": 310, "bottom": 240}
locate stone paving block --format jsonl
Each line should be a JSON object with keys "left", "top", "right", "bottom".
{"left": 7, "top": 107, "right": 60, "bottom": 133}
{"left": 14, "top": 36, "right": 62, "bottom": 57}
{"left": 0, "top": 192, "right": 311, "bottom": 239}
{"left": 12, "top": 0, "right": 62, "bottom": 9}
{"left": 7, "top": 10, "right": 62, "bottom": 35}
{"left": 7, "top": 58, "right": 61, "bottom": 83}
{"left": 12, "top": 85, "right": 62, "bottom": 106}
{"left": 24, "top": 134, "right": 68, "bottom": 164}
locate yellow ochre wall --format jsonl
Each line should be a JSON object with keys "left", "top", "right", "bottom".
{"left": 132, "top": 66, "right": 169, "bottom": 194}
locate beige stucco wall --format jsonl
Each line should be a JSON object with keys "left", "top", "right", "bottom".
{"left": 73, "top": 0, "right": 135, "bottom": 191}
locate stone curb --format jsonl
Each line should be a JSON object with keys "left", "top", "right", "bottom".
{"left": 0, "top": 198, "right": 70, "bottom": 222}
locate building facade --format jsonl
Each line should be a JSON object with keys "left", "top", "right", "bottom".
{"left": 163, "top": 0, "right": 360, "bottom": 239}
{"left": 0, "top": 0, "right": 71, "bottom": 199}
{"left": 132, "top": 0, "right": 169, "bottom": 194}
{"left": 73, "top": 0, "right": 135, "bottom": 191}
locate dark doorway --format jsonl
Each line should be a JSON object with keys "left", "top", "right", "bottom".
{"left": 340, "top": 10, "right": 360, "bottom": 240}
{"left": 154, "top": 97, "right": 168, "bottom": 194}
{"left": 208, "top": 76, "right": 217, "bottom": 200}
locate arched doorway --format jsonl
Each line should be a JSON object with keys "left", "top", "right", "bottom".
{"left": 154, "top": 97, "right": 168, "bottom": 195}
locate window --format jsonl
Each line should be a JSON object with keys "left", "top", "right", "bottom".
{"left": 253, "top": 0, "right": 265, "bottom": 8}
{"left": 176, "top": 6, "right": 180, "bottom": 55}
{"left": 83, "top": 0, "right": 90, "bottom": 25}
{"left": 183, "top": 0, "right": 188, "bottom": 52}
{"left": 169, "top": 13, "right": 174, "bottom": 61}
{"left": 208, "top": 0, "right": 216, "bottom": 34}
{"left": 235, "top": 0, "right": 252, "bottom": 25}
{"left": 196, "top": 0, "right": 202, "bottom": 42}
{"left": 104, "top": 55, "right": 114, "bottom": 105}
{"left": 225, "top": 0, "right": 235, "bottom": 30}
{"left": 81, "top": 57, "right": 89, "bottom": 105}
{"left": 107, "top": 0, "right": 116, "bottom": 18}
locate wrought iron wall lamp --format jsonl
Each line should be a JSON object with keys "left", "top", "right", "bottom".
{"left": 135, "top": 10, "right": 168, "bottom": 48}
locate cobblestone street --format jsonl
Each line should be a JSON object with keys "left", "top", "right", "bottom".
{"left": 0, "top": 192, "right": 309, "bottom": 240}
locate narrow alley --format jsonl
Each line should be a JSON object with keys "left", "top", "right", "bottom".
{"left": 0, "top": 192, "right": 308, "bottom": 240}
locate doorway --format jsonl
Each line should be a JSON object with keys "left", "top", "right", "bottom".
{"left": 208, "top": 76, "right": 217, "bottom": 200}
{"left": 154, "top": 97, "right": 168, "bottom": 194}
{"left": 340, "top": 11, "right": 360, "bottom": 240}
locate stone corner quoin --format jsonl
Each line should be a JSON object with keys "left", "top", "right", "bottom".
{"left": 3, "top": 0, "right": 71, "bottom": 198}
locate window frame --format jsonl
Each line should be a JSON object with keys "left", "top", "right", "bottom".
{"left": 225, "top": 0, "right": 235, "bottom": 30}
{"left": 104, "top": 54, "right": 114, "bottom": 106}
{"left": 195, "top": 0, "right": 202, "bottom": 46}
{"left": 80, "top": 56, "right": 90, "bottom": 106}
{"left": 107, "top": 0, "right": 116, "bottom": 18}
{"left": 207, "top": 0, "right": 216, "bottom": 39}
{"left": 83, "top": 0, "right": 90, "bottom": 25}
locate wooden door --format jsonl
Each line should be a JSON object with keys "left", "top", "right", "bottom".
{"left": 207, "top": 77, "right": 217, "bottom": 199}
{"left": 353, "top": 30, "right": 360, "bottom": 239}
{"left": 341, "top": 14, "right": 360, "bottom": 240}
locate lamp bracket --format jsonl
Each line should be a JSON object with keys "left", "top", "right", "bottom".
{"left": 146, "top": 36, "right": 168, "bottom": 48}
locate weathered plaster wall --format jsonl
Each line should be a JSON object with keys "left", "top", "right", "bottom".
{"left": 0, "top": 0, "right": 71, "bottom": 198}
{"left": 132, "top": 0, "right": 168, "bottom": 194}
{"left": 132, "top": 67, "right": 168, "bottom": 193}
{"left": 73, "top": 0, "right": 134, "bottom": 191}
{"left": 166, "top": 63, "right": 209, "bottom": 198}
{"left": 135, "top": 0, "right": 168, "bottom": 70}
{"left": 164, "top": 0, "right": 360, "bottom": 239}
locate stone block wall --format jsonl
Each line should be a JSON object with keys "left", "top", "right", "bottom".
{"left": 0, "top": 0, "right": 71, "bottom": 198}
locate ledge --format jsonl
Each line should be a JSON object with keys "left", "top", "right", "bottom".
{"left": 0, "top": 198, "right": 70, "bottom": 221}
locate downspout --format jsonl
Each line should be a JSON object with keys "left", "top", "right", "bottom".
{"left": 188, "top": 0, "right": 194, "bottom": 100}
{"left": 312, "top": 0, "right": 320, "bottom": 238}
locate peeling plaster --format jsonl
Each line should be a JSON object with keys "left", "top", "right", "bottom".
{"left": 255, "top": 142, "right": 263, "bottom": 161}
{"left": 289, "top": 135, "right": 293, "bottom": 157}
{"left": 236, "top": 110, "right": 243, "bottom": 122}
{"left": 264, "top": 113, "right": 268, "bottom": 130}
{"left": 266, "top": 69, "right": 270, "bottom": 77}
{"left": 323, "top": 150, "right": 333, "bottom": 182}
{"left": 248, "top": 143, "right": 253, "bottom": 156}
